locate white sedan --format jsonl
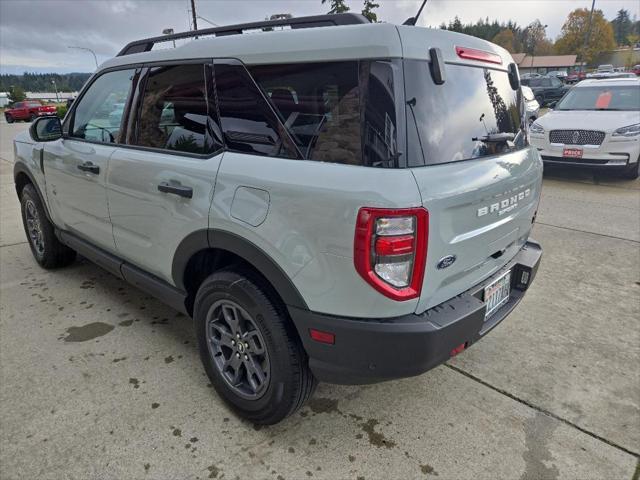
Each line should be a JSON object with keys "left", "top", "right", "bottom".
{"left": 529, "top": 78, "right": 640, "bottom": 179}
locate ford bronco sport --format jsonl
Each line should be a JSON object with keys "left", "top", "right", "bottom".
{"left": 13, "top": 13, "right": 543, "bottom": 424}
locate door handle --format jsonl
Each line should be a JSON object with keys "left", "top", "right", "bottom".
{"left": 77, "top": 162, "right": 100, "bottom": 174}
{"left": 158, "top": 181, "right": 193, "bottom": 199}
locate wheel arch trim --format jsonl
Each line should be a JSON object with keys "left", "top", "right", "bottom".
{"left": 13, "top": 161, "right": 53, "bottom": 223}
{"left": 172, "top": 229, "right": 308, "bottom": 310}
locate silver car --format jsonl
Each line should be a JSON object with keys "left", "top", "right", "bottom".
{"left": 13, "top": 13, "right": 543, "bottom": 424}
{"left": 522, "top": 85, "right": 541, "bottom": 124}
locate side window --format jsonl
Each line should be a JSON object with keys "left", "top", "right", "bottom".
{"left": 541, "top": 78, "right": 551, "bottom": 87}
{"left": 134, "top": 64, "right": 221, "bottom": 155}
{"left": 213, "top": 62, "right": 298, "bottom": 159}
{"left": 71, "top": 69, "right": 135, "bottom": 144}
{"left": 250, "top": 61, "right": 369, "bottom": 165}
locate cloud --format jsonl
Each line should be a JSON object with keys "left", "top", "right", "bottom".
{"left": 1, "top": 0, "right": 638, "bottom": 73}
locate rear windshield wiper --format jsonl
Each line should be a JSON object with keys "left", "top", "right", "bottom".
{"left": 472, "top": 133, "right": 515, "bottom": 143}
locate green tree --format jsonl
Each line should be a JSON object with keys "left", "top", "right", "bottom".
{"left": 361, "top": 0, "right": 379, "bottom": 22}
{"left": 611, "top": 9, "right": 632, "bottom": 45}
{"left": 555, "top": 8, "right": 616, "bottom": 65}
{"left": 522, "top": 20, "right": 548, "bottom": 55}
{"left": 8, "top": 86, "right": 26, "bottom": 104}
{"left": 321, "top": 0, "right": 350, "bottom": 14}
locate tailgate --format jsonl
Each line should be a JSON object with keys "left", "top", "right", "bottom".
{"left": 412, "top": 147, "right": 542, "bottom": 313}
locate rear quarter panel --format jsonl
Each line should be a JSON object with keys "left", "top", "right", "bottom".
{"left": 212, "top": 153, "right": 423, "bottom": 318}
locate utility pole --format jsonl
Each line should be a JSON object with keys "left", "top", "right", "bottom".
{"left": 580, "top": 0, "right": 596, "bottom": 73}
{"left": 190, "top": 0, "right": 198, "bottom": 32}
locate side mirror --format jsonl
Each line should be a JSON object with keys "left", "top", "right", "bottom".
{"left": 29, "top": 116, "right": 62, "bottom": 142}
{"left": 547, "top": 101, "right": 557, "bottom": 109}
{"left": 508, "top": 63, "right": 520, "bottom": 90}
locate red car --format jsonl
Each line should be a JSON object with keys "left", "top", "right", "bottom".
{"left": 4, "top": 101, "right": 57, "bottom": 123}
{"left": 565, "top": 71, "right": 587, "bottom": 84}
{"left": 632, "top": 65, "right": 640, "bottom": 76}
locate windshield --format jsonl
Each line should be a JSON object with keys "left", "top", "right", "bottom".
{"left": 404, "top": 61, "right": 526, "bottom": 166}
{"left": 556, "top": 85, "right": 640, "bottom": 111}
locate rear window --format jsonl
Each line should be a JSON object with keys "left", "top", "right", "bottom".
{"left": 405, "top": 61, "right": 526, "bottom": 166}
{"left": 555, "top": 85, "right": 640, "bottom": 111}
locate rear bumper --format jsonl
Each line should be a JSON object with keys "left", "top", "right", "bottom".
{"left": 290, "top": 240, "right": 542, "bottom": 385}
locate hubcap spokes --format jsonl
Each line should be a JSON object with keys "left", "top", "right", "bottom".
{"left": 206, "top": 300, "right": 270, "bottom": 399}
{"left": 25, "top": 200, "right": 44, "bottom": 255}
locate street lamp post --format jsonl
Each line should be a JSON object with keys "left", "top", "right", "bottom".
{"left": 67, "top": 46, "right": 98, "bottom": 69}
{"left": 51, "top": 79, "right": 59, "bottom": 103}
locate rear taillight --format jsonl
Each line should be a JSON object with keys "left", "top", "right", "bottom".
{"left": 354, "top": 207, "right": 428, "bottom": 301}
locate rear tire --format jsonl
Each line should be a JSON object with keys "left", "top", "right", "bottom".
{"left": 29, "top": 113, "right": 37, "bottom": 122}
{"left": 5, "top": 114, "right": 13, "bottom": 123}
{"left": 535, "top": 95, "right": 544, "bottom": 106}
{"left": 20, "top": 184, "right": 76, "bottom": 269}
{"left": 194, "top": 269, "right": 316, "bottom": 425}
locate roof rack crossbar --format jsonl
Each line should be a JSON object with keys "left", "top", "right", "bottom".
{"left": 117, "top": 13, "right": 370, "bottom": 57}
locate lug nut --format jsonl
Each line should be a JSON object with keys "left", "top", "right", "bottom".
{"left": 236, "top": 353, "right": 240, "bottom": 358}
{"left": 244, "top": 343, "right": 249, "bottom": 348}
{"left": 236, "top": 333, "right": 240, "bottom": 339}
{"left": 231, "top": 340, "right": 236, "bottom": 346}
{"left": 244, "top": 355, "right": 248, "bottom": 360}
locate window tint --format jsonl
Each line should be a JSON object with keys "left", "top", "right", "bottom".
{"left": 213, "top": 62, "right": 298, "bottom": 159}
{"left": 405, "top": 61, "right": 526, "bottom": 166}
{"left": 71, "top": 69, "right": 135, "bottom": 143}
{"left": 528, "top": 78, "right": 540, "bottom": 87}
{"left": 250, "top": 60, "right": 399, "bottom": 167}
{"left": 135, "top": 64, "right": 221, "bottom": 155}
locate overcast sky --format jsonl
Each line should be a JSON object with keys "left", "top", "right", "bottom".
{"left": 1, "top": 0, "right": 638, "bottom": 74}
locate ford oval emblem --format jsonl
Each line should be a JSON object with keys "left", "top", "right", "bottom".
{"left": 437, "top": 255, "right": 457, "bottom": 270}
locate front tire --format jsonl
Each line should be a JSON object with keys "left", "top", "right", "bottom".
{"left": 194, "top": 269, "right": 316, "bottom": 425}
{"left": 5, "top": 114, "right": 14, "bottom": 123}
{"left": 621, "top": 161, "right": 639, "bottom": 180}
{"left": 20, "top": 184, "right": 76, "bottom": 268}
{"left": 29, "top": 113, "right": 37, "bottom": 122}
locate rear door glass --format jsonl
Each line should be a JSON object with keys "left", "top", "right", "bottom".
{"left": 135, "top": 64, "right": 221, "bottom": 155}
{"left": 213, "top": 61, "right": 299, "bottom": 159}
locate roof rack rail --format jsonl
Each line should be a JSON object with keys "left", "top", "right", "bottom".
{"left": 117, "top": 13, "right": 370, "bottom": 57}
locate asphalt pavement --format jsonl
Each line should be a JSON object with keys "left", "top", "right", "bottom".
{"left": 0, "top": 120, "right": 638, "bottom": 480}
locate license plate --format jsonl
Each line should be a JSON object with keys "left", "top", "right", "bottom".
{"left": 563, "top": 147, "right": 583, "bottom": 158}
{"left": 484, "top": 270, "right": 511, "bottom": 319}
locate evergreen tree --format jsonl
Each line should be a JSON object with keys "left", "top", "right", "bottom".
{"left": 321, "top": 0, "right": 350, "bottom": 14}
{"left": 611, "top": 9, "right": 632, "bottom": 45}
{"left": 361, "top": 0, "right": 379, "bottom": 22}
{"left": 8, "top": 86, "right": 26, "bottom": 104}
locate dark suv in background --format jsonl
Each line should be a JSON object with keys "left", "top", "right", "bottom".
{"left": 521, "top": 76, "right": 570, "bottom": 106}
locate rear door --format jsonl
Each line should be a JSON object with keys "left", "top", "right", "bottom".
{"left": 403, "top": 60, "right": 543, "bottom": 313}
{"left": 44, "top": 68, "right": 137, "bottom": 252}
{"left": 107, "top": 63, "right": 223, "bottom": 283}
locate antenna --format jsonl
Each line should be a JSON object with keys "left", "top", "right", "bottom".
{"left": 403, "top": 0, "right": 428, "bottom": 26}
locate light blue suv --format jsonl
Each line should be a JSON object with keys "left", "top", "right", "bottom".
{"left": 13, "top": 14, "right": 543, "bottom": 424}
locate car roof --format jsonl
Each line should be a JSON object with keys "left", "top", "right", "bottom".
{"left": 100, "top": 15, "right": 515, "bottom": 71}
{"left": 578, "top": 78, "right": 640, "bottom": 87}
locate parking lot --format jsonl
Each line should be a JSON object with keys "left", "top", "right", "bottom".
{"left": 0, "top": 119, "right": 638, "bottom": 479}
